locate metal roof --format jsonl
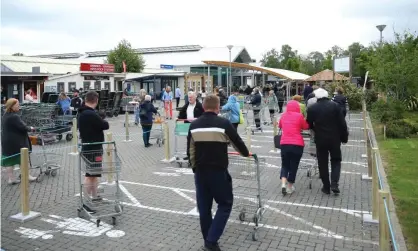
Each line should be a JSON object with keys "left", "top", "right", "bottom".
{"left": 30, "top": 53, "right": 83, "bottom": 59}
{"left": 85, "top": 45, "right": 203, "bottom": 57}
{"left": 1, "top": 55, "right": 80, "bottom": 74}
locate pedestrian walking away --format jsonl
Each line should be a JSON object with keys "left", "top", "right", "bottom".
{"left": 187, "top": 94, "right": 249, "bottom": 251}
{"left": 331, "top": 87, "right": 348, "bottom": 118}
{"left": 248, "top": 88, "right": 262, "bottom": 129}
{"left": 78, "top": 91, "right": 110, "bottom": 213}
{"left": 221, "top": 95, "right": 240, "bottom": 130}
{"left": 139, "top": 95, "right": 158, "bottom": 147}
{"left": 276, "top": 89, "right": 285, "bottom": 113}
{"left": 175, "top": 86, "right": 182, "bottom": 108}
{"left": 307, "top": 88, "right": 348, "bottom": 195}
{"left": 278, "top": 100, "right": 309, "bottom": 195}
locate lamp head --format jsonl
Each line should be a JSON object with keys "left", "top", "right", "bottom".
{"left": 227, "top": 45, "right": 233, "bottom": 50}
{"left": 376, "top": 25, "right": 386, "bottom": 32}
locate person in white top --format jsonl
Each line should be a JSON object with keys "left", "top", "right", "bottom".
{"left": 24, "top": 90, "right": 34, "bottom": 103}
{"left": 178, "top": 91, "right": 204, "bottom": 123}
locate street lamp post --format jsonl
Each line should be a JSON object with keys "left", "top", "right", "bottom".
{"left": 227, "top": 45, "right": 233, "bottom": 96}
{"left": 376, "top": 24, "right": 386, "bottom": 46}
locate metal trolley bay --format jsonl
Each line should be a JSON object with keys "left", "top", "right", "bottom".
{"left": 174, "top": 119, "right": 192, "bottom": 167}
{"left": 228, "top": 152, "right": 266, "bottom": 241}
{"left": 77, "top": 142, "right": 123, "bottom": 227}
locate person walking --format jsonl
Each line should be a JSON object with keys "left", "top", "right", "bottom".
{"left": 78, "top": 91, "right": 110, "bottom": 213}
{"left": 307, "top": 88, "right": 349, "bottom": 195}
{"left": 139, "top": 95, "right": 158, "bottom": 147}
{"left": 178, "top": 91, "right": 204, "bottom": 122}
{"left": 331, "top": 87, "right": 348, "bottom": 118}
{"left": 162, "top": 86, "right": 173, "bottom": 119}
{"left": 221, "top": 95, "right": 240, "bottom": 130}
{"left": 70, "top": 89, "right": 83, "bottom": 115}
{"left": 187, "top": 94, "right": 249, "bottom": 251}
{"left": 303, "top": 83, "right": 313, "bottom": 102}
{"left": 278, "top": 100, "right": 309, "bottom": 195}
{"left": 266, "top": 90, "right": 278, "bottom": 124}
{"left": 1, "top": 98, "right": 37, "bottom": 184}
{"left": 276, "top": 89, "right": 285, "bottom": 113}
{"left": 56, "top": 92, "right": 71, "bottom": 115}
{"left": 306, "top": 85, "right": 319, "bottom": 105}
{"left": 292, "top": 95, "right": 307, "bottom": 118}
{"left": 248, "top": 88, "right": 262, "bottom": 130}
{"left": 175, "top": 86, "right": 182, "bottom": 108}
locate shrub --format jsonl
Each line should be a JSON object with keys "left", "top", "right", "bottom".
{"left": 405, "top": 95, "right": 418, "bottom": 111}
{"left": 386, "top": 119, "right": 418, "bottom": 138}
{"left": 324, "top": 81, "right": 365, "bottom": 111}
{"left": 371, "top": 99, "right": 405, "bottom": 124}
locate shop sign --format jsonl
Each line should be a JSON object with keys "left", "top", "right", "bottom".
{"left": 80, "top": 63, "right": 115, "bottom": 73}
{"left": 84, "top": 75, "right": 110, "bottom": 81}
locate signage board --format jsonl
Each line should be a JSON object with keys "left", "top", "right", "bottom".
{"left": 160, "top": 64, "right": 174, "bottom": 70}
{"left": 333, "top": 56, "right": 350, "bottom": 73}
{"left": 84, "top": 75, "right": 110, "bottom": 81}
{"left": 80, "top": 63, "right": 115, "bottom": 73}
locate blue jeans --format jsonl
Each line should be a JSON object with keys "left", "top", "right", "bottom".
{"left": 135, "top": 107, "right": 140, "bottom": 124}
{"left": 280, "top": 145, "right": 304, "bottom": 183}
{"left": 194, "top": 169, "right": 233, "bottom": 246}
{"left": 141, "top": 124, "right": 152, "bottom": 145}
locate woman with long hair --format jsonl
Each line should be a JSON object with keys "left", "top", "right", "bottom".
{"left": 1, "top": 98, "right": 37, "bottom": 184}
{"left": 56, "top": 92, "right": 71, "bottom": 115}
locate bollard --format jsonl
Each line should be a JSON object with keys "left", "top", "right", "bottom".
{"left": 10, "top": 148, "right": 41, "bottom": 222}
{"left": 161, "top": 122, "right": 175, "bottom": 163}
{"left": 272, "top": 116, "right": 278, "bottom": 152}
{"left": 246, "top": 127, "right": 252, "bottom": 152}
{"left": 372, "top": 148, "right": 379, "bottom": 220}
{"left": 69, "top": 117, "right": 79, "bottom": 155}
{"left": 106, "top": 132, "right": 114, "bottom": 184}
{"left": 379, "top": 190, "right": 390, "bottom": 251}
{"left": 123, "top": 111, "right": 132, "bottom": 142}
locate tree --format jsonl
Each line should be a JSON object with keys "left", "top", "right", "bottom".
{"left": 106, "top": 39, "right": 145, "bottom": 73}
{"left": 347, "top": 42, "right": 366, "bottom": 77}
{"left": 260, "top": 48, "right": 281, "bottom": 68}
{"left": 12, "top": 52, "right": 24, "bottom": 56}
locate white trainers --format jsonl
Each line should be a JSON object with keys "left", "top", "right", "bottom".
{"left": 281, "top": 183, "right": 287, "bottom": 195}
{"left": 286, "top": 185, "right": 295, "bottom": 194}
{"left": 29, "top": 175, "right": 37, "bottom": 182}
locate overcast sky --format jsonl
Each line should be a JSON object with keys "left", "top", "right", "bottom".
{"left": 1, "top": 0, "right": 417, "bottom": 60}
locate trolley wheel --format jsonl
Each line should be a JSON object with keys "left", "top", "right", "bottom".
{"left": 114, "top": 111, "right": 119, "bottom": 117}
{"left": 66, "top": 133, "right": 73, "bottom": 141}
{"left": 45, "top": 168, "right": 51, "bottom": 175}
{"left": 252, "top": 231, "right": 259, "bottom": 241}
{"left": 37, "top": 138, "right": 43, "bottom": 145}
{"left": 309, "top": 183, "right": 312, "bottom": 189}
{"left": 178, "top": 163, "right": 183, "bottom": 168}
{"left": 253, "top": 214, "right": 259, "bottom": 225}
{"left": 156, "top": 139, "right": 161, "bottom": 147}
{"left": 77, "top": 208, "right": 82, "bottom": 218}
{"left": 112, "top": 217, "right": 116, "bottom": 225}
{"left": 51, "top": 170, "right": 58, "bottom": 177}
{"left": 238, "top": 212, "right": 245, "bottom": 222}
{"left": 307, "top": 170, "right": 311, "bottom": 177}
{"left": 252, "top": 130, "right": 255, "bottom": 135}
{"left": 57, "top": 134, "right": 63, "bottom": 141}
{"left": 115, "top": 205, "right": 123, "bottom": 213}
{"left": 96, "top": 219, "right": 101, "bottom": 227}
{"left": 36, "top": 174, "right": 44, "bottom": 183}
{"left": 123, "top": 123, "right": 126, "bottom": 127}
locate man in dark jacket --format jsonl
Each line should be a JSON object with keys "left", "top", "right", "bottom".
{"left": 187, "top": 94, "right": 249, "bottom": 251}
{"left": 303, "top": 83, "right": 313, "bottom": 101}
{"left": 248, "top": 88, "right": 262, "bottom": 129}
{"left": 70, "top": 89, "right": 83, "bottom": 115}
{"left": 307, "top": 88, "right": 348, "bottom": 195}
{"left": 178, "top": 92, "right": 204, "bottom": 122}
{"left": 305, "top": 85, "right": 318, "bottom": 104}
{"left": 217, "top": 89, "right": 228, "bottom": 107}
{"left": 331, "top": 87, "right": 348, "bottom": 118}
{"left": 78, "top": 91, "right": 110, "bottom": 212}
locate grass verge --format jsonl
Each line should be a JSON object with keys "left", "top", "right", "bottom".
{"left": 373, "top": 114, "right": 418, "bottom": 251}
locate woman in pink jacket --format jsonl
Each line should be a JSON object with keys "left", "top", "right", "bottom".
{"left": 278, "top": 100, "right": 309, "bottom": 195}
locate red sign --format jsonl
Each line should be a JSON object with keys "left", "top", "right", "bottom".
{"left": 80, "top": 63, "right": 115, "bottom": 73}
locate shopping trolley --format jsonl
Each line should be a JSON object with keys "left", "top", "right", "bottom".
{"left": 245, "top": 105, "right": 266, "bottom": 135}
{"left": 174, "top": 119, "right": 192, "bottom": 168}
{"left": 228, "top": 152, "right": 266, "bottom": 241}
{"left": 300, "top": 131, "right": 319, "bottom": 189}
{"left": 150, "top": 114, "right": 165, "bottom": 147}
{"left": 77, "top": 142, "right": 123, "bottom": 227}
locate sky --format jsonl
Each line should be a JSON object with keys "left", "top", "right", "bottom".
{"left": 1, "top": 0, "right": 417, "bottom": 60}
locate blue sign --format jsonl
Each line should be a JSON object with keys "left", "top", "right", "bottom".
{"left": 160, "top": 64, "right": 174, "bottom": 69}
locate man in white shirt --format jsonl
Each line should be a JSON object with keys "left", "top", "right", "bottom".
{"left": 178, "top": 91, "right": 204, "bottom": 123}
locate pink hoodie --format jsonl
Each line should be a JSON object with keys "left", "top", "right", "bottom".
{"left": 278, "top": 100, "right": 309, "bottom": 146}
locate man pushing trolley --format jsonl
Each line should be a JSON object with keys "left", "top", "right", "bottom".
{"left": 187, "top": 94, "right": 249, "bottom": 251}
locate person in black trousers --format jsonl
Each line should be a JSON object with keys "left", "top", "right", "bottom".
{"left": 248, "top": 88, "right": 262, "bottom": 129}
{"left": 139, "top": 95, "right": 158, "bottom": 147}
{"left": 187, "top": 95, "right": 249, "bottom": 251}
{"left": 276, "top": 89, "right": 285, "bottom": 113}
{"left": 70, "top": 89, "right": 83, "bottom": 115}
{"left": 331, "top": 87, "right": 348, "bottom": 118}
{"left": 307, "top": 88, "right": 348, "bottom": 195}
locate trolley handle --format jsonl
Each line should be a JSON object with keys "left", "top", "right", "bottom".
{"left": 228, "top": 152, "right": 258, "bottom": 160}
{"left": 79, "top": 141, "right": 116, "bottom": 146}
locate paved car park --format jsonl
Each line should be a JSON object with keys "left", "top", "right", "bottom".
{"left": 1, "top": 111, "right": 379, "bottom": 251}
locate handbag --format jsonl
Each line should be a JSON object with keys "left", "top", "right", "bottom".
{"left": 274, "top": 129, "right": 282, "bottom": 149}
{"left": 239, "top": 110, "right": 244, "bottom": 124}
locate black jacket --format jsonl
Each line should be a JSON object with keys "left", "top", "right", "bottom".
{"left": 250, "top": 93, "right": 262, "bottom": 107}
{"left": 1, "top": 112, "right": 32, "bottom": 156}
{"left": 307, "top": 98, "right": 349, "bottom": 145}
{"left": 139, "top": 101, "right": 158, "bottom": 125}
{"left": 71, "top": 97, "right": 83, "bottom": 110}
{"left": 331, "top": 94, "right": 347, "bottom": 114}
{"left": 187, "top": 112, "right": 249, "bottom": 171}
{"left": 78, "top": 105, "right": 109, "bottom": 151}
{"left": 178, "top": 101, "right": 204, "bottom": 122}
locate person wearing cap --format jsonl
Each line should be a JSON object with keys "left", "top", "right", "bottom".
{"left": 307, "top": 88, "right": 348, "bottom": 195}
{"left": 70, "top": 89, "right": 83, "bottom": 115}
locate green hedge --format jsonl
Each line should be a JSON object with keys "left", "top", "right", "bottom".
{"left": 324, "top": 82, "right": 377, "bottom": 111}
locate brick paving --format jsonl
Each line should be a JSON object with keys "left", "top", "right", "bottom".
{"left": 1, "top": 108, "right": 380, "bottom": 251}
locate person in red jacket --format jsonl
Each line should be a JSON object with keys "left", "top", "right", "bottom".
{"left": 278, "top": 100, "right": 309, "bottom": 195}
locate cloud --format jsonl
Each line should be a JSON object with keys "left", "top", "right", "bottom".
{"left": 1, "top": 0, "right": 417, "bottom": 60}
